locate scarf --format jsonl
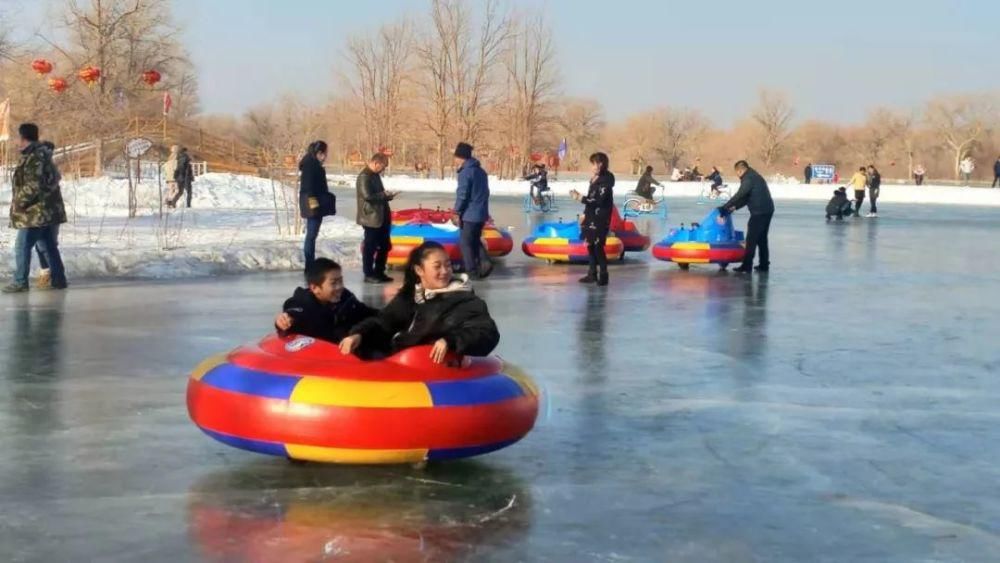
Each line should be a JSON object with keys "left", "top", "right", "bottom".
{"left": 413, "top": 274, "right": 472, "bottom": 304}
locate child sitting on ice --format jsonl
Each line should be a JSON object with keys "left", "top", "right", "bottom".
{"left": 825, "top": 187, "right": 852, "bottom": 221}
{"left": 274, "top": 258, "right": 378, "bottom": 343}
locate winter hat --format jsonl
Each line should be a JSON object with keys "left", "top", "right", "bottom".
{"left": 453, "top": 142, "right": 473, "bottom": 160}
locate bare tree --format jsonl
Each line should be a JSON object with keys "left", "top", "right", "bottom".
{"left": 0, "top": 7, "right": 19, "bottom": 63}
{"left": 751, "top": 89, "right": 794, "bottom": 169}
{"left": 925, "top": 93, "right": 997, "bottom": 178}
{"left": 851, "top": 108, "right": 910, "bottom": 164}
{"left": 416, "top": 0, "right": 510, "bottom": 178}
{"left": 557, "top": 98, "right": 605, "bottom": 169}
{"left": 651, "top": 107, "right": 709, "bottom": 170}
{"left": 344, "top": 19, "right": 414, "bottom": 157}
{"left": 501, "top": 11, "right": 558, "bottom": 176}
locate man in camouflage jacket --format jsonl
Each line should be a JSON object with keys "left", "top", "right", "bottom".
{"left": 3, "top": 123, "right": 68, "bottom": 292}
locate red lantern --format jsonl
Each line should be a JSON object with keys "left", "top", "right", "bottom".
{"left": 48, "top": 77, "right": 68, "bottom": 93}
{"left": 378, "top": 146, "right": 394, "bottom": 157}
{"left": 141, "top": 69, "right": 161, "bottom": 87}
{"left": 78, "top": 65, "right": 102, "bottom": 86}
{"left": 31, "top": 59, "right": 54, "bottom": 76}
{"left": 529, "top": 152, "right": 543, "bottom": 162}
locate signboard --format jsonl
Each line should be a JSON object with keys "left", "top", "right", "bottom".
{"left": 126, "top": 137, "right": 153, "bottom": 158}
{"left": 812, "top": 164, "right": 835, "bottom": 182}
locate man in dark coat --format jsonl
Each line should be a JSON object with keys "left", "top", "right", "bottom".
{"left": 452, "top": 142, "right": 492, "bottom": 279}
{"left": 804, "top": 163, "right": 813, "bottom": 184}
{"left": 168, "top": 147, "right": 195, "bottom": 208}
{"left": 274, "top": 258, "right": 377, "bottom": 344}
{"left": 298, "top": 140, "right": 335, "bottom": 271}
{"left": 719, "top": 160, "right": 775, "bottom": 274}
{"left": 355, "top": 153, "right": 397, "bottom": 284}
{"left": 993, "top": 156, "right": 1000, "bottom": 188}
{"left": 635, "top": 165, "right": 661, "bottom": 200}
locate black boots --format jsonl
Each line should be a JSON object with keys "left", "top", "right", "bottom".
{"left": 579, "top": 272, "right": 609, "bottom": 286}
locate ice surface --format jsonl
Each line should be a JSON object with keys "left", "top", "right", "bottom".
{"left": 0, "top": 192, "right": 999, "bottom": 561}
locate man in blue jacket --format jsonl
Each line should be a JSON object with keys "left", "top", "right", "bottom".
{"left": 452, "top": 142, "right": 493, "bottom": 278}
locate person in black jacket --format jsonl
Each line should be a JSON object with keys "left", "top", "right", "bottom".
{"left": 992, "top": 156, "right": 1000, "bottom": 188}
{"left": 825, "top": 187, "right": 851, "bottom": 221}
{"left": 356, "top": 153, "right": 398, "bottom": 284}
{"left": 706, "top": 166, "right": 724, "bottom": 196}
{"left": 635, "top": 165, "right": 661, "bottom": 201}
{"left": 804, "top": 163, "right": 813, "bottom": 184}
{"left": 866, "top": 165, "right": 881, "bottom": 217}
{"left": 719, "top": 160, "right": 775, "bottom": 274}
{"left": 274, "top": 258, "right": 378, "bottom": 344}
{"left": 299, "top": 140, "right": 335, "bottom": 271}
{"left": 524, "top": 163, "right": 549, "bottom": 204}
{"left": 340, "top": 241, "right": 500, "bottom": 363}
{"left": 168, "top": 147, "right": 195, "bottom": 208}
{"left": 570, "top": 152, "right": 615, "bottom": 286}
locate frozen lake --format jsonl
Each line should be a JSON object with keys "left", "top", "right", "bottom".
{"left": 1, "top": 193, "right": 999, "bottom": 561}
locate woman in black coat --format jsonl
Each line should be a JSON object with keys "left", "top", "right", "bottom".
{"left": 866, "top": 165, "right": 881, "bottom": 217}
{"left": 570, "top": 152, "right": 615, "bottom": 286}
{"left": 340, "top": 241, "right": 500, "bottom": 363}
{"left": 299, "top": 140, "right": 334, "bottom": 271}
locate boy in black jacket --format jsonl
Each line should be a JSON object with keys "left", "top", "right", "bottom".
{"left": 274, "top": 258, "right": 377, "bottom": 343}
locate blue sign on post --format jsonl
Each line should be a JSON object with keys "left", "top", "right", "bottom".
{"left": 812, "top": 164, "right": 835, "bottom": 182}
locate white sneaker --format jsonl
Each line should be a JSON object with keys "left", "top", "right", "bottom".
{"left": 864, "top": 212, "right": 874, "bottom": 218}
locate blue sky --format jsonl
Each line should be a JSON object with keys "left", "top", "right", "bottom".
{"left": 14, "top": 0, "right": 1000, "bottom": 126}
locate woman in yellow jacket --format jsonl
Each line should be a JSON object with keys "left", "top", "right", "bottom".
{"left": 848, "top": 167, "right": 868, "bottom": 217}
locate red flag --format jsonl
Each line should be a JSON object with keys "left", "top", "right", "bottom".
{"left": 163, "top": 92, "right": 173, "bottom": 115}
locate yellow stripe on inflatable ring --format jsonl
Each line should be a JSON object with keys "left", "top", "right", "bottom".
{"left": 671, "top": 242, "right": 711, "bottom": 250}
{"left": 503, "top": 362, "right": 540, "bottom": 397}
{"left": 289, "top": 378, "right": 434, "bottom": 408}
{"left": 285, "top": 443, "right": 429, "bottom": 464}
{"left": 392, "top": 236, "right": 426, "bottom": 244}
{"left": 190, "top": 353, "right": 229, "bottom": 381}
{"left": 532, "top": 237, "right": 572, "bottom": 245}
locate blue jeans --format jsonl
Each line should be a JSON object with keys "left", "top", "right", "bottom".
{"left": 36, "top": 224, "right": 59, "bottom": 269}
{"left": 15, "top": 225, "right": 67, "bottom": 287}
{"left": 303, "top": 217, "right": 323, "bottom": 270}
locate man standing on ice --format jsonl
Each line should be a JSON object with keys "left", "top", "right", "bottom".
{"left": 355, "top": 153, "right": 397, "bottom": 284}
{"left": 719, "top": 160, "right": 774, "bottom": 275}
{"left": 451, "top": 142, "right": 492, "bottom": 279}
{"left": 992, "top": 155, "right": 1000, "bottom": 188}
{"left": 3, "top": 123, "right": 68, "bottom": 293}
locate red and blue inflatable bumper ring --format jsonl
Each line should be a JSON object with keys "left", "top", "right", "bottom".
{"left": 387, "top": 223, "right": 463, "bottom": 266}
{"left": 521, "top": 221, "right": 624, "bottom": 264}
{"left": 187, "top": 335, "right": 540, "bottom": 464}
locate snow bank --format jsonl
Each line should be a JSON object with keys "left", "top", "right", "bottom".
{"left": 0, "top": 174, "right": 362, "bottom": 280}
{"left": 330, "top": 174, "right": 1000, "bottom": 207}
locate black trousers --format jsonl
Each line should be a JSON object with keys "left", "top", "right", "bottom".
{"left": 362, "top": 223, "right": 391, "bottom": 277}
{"left": 854, "top": 190, "right": 865, "bottom": 214}
{"left": 993, "top": 175, "right": 999, "bottom": 188}
{"left": 742, "top": 213, "right": 772, "bottom": 270}
{"left": 869, "top": 188, "right": 879, "bottom": 213}
{"left": 586, "top": 234, "right": 609, "bottom": 278}
{"left": 459, "top": 221, "right": 488, "bottom": 275}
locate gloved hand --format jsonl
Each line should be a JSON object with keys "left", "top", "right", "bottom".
{"left": 716, "top": 206, "right": 729, "bottom": 217}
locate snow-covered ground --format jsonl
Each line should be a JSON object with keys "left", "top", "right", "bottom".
{"left": 0, "top": 173, "right": 361, "bottom": 280}
{"left": 330, "top": 174, "right": 1000, "bottom": 207}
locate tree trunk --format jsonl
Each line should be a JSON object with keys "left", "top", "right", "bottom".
{"left": 437, "top": 136, "right": 445, "bottom": 180}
